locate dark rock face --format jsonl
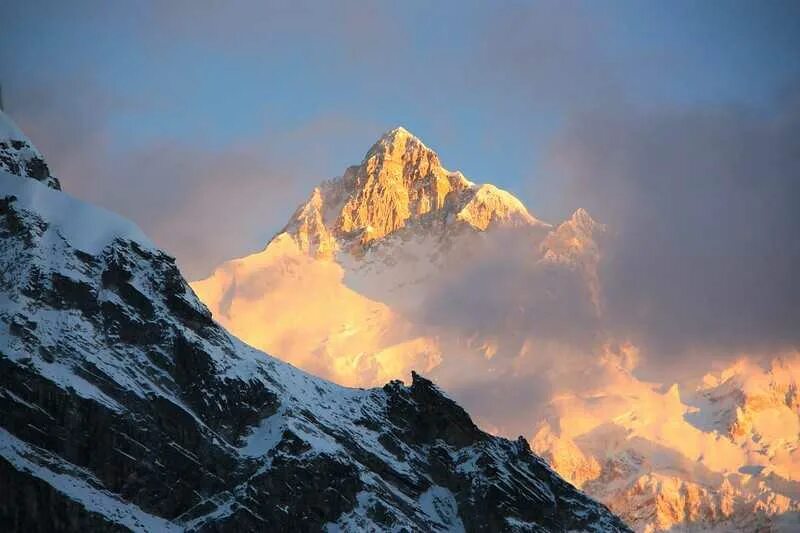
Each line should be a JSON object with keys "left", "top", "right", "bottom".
{"left": 0, "top": 458, "right": 129, "bottom": 533}
{"left": 0, "top": 186, "right": 631, "bottom": 532}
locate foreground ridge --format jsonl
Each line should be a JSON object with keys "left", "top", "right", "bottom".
{"left": 0, "top": 113, "right": 629, "bottom": 532}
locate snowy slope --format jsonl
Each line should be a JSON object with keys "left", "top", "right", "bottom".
{"left": 0, "top": 159, "right": 629, "bottom": 530}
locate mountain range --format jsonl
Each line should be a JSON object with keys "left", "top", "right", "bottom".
{"left": 0, "top": 112, "right": 631, "bottom": 531}
{"left": 193, "top": 127, "right": 800, "bottom": 532}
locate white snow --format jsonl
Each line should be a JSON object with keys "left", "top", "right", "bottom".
{"left": 0, "top": 171, "right": 154, "bottom": 254}
{"left": 239, "top": 407, "right": 286, "bottom": 457}
{"left": 418, "top": 485, "right": 466, "bottom": 532}
{"left": 0, "top": 316, "right": 126, "bottom": 413}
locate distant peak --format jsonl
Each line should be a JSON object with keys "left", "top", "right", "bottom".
{"left": 572, "top": 207, "right": 590, "bottom": 218}
{"left": 456, "top": 184, "right": 545, "bottom": 230}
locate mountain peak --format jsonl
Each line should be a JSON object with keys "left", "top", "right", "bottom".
{"left": 364, "top": 125, "right": 433, "bottom": 163}
{"left": 568, "top": 208, "right": 600, "bottom": 232}
{"left": 279, "top": 127, "right": 548, "bottom": 255}
{"left": 382, "top": 125, "right": 415, "bottom": 140}
{"left": 377, "top": 126, "right": 422, "bottom": 145}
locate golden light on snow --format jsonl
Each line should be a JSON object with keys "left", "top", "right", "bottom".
{"left": 191, "top": 233, "right": 442, "bottom": 388}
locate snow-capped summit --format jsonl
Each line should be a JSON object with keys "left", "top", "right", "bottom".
{"left": 365, "top": 126, "right": 433, "bottom": 159}
{"left": 279, "top": 127, "right": 546, "bottom": 257}
{"left": 455, "top": 183, "right": 542, "bottom": 230}
{"left": 0, "top": 109, "right": 60, "bottom": 190}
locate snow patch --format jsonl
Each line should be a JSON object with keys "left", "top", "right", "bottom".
{"left": 240, "top": 407, "right": 286, "bottom": 457}
{"left": 419, "top": 485, "right": 466, "bottom": 532}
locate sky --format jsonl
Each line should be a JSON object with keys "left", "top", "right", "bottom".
{"left": 1, "top": 1, "right": 799, "bottom": 361}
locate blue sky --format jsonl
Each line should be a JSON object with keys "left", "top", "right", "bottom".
{"left": 1, "top": 0, "right": 799, "bottom": 280}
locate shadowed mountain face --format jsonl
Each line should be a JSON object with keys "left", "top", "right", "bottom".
{"left": 193, "top": 128, "right": 800, "bottom": 532}
{"left": 0, "top": 111, "right": 629, "bottom": 532}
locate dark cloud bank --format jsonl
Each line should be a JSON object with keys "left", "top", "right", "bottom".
{"left": 552, "top": 94, "right": 800, "bottom": 361}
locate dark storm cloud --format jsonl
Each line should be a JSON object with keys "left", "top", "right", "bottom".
{"left": 546, "top": 92, "right": 800, "bottom": 356}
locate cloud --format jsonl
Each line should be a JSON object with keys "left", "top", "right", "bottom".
{"left": 545, "top": 91, "right": 800, "bottom": 359}
{"left": 449, "top": 370, "right": 554, "bottom": 438}
{"left": 418, "top": 228, "right": 601, "bottom": 351}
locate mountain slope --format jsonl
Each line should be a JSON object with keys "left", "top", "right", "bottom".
{"left": 0, "top": 113, "right": 629, "bottom": 532}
